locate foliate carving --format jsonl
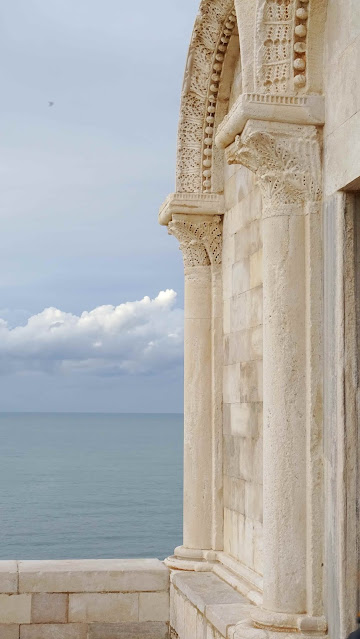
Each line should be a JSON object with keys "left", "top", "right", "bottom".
{"left": 226, "top": 120, "right": 321, "bottom": 210}
{"left": 255, "top": 0, "right": 310, "bottom": 94}
{"left": 168, "top": 217, "right": 222, "bottom": 268}
{"left": 176, "top": 0, "right": 236, "bottom": 194}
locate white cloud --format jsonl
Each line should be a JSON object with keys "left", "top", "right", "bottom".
{"left": 0, "top": 290, "right": 183, "bottom": 376}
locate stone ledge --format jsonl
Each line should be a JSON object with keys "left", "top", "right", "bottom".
{"left": 18, "top": 559, "right": 169, "bottom": 593}
{"left": 171, "top": 571, "right": 252, "bottom": 618}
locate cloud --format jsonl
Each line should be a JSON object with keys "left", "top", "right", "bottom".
{"left": 0, "top": 290, "right": 183, "bottom": 376}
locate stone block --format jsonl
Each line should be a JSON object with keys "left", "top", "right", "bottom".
{"left": 232, "top": 259, "right": 250, "bottom": 296}
{"left": 234, "top": 220, "right": 262, "bottom": 262}
{"left": 0, "top": 595, "right": 31, "bottom": 623}
{"left": 223, "top": 364, "right": 240, "bottom": 404}
{"left": 184, "top": 598, "right": 197, "bottom": 639}
{"left": 206, "top": 622, "right": 215, "bottom": 639}
{"left": 31, "top": 593, "right": 68, "bottom": 624}
{"left": 68, "top": 593, "right": 138, "bottom": 623}
{"left": 231, "top": 287, "right": 262, "bottom": 333}
{"left": 240, "top": 361, "right": 263, "bottom": 403}
{"left": 169, "top": 584, "right": 176, "bottom": 632}
{"left": 250, "top": 326, "right": 263, "bottom": 361}
{"left": 173, "top": 588, "right": 184, "bottom": 639}
{"left": 243, "top": 517, "right": 255, "bottom": 570}
{"left": 223, "top": 299, "right": 231, "bottom": 334}
{"left": 222, "top": 232, "right": 235, "bottom": 268}
{"left": 0, "top": 562, "right": 18, "bottom": 594}
{"left": 245, "top": 483, "right": 263, "bottom": 523}
{"left": 0, "top": 625, "right": 19, "bottom": 639}
{"left": 223, "top": 477, "right": 245, "bottom": 514}
{"left": 18, "top": 559, "right": 168, "bottom": 593}
{"left": 254, "top": 521, "right": 263, "bottom": 575}
{"left": 139, "top": 592, "right": 169, "bottom": 622}
{"left": 223, "top": 266, "right": 233, "bottom": 302}
{"left": 20, "top": 625, "right": 87, "bottom": 639}
{"left": 239, "top": 439, "right": 255, "bottom": 482}
{"left": 230, "top": 402, "right": 261, "bottom": 439}
{"left": 87, "top": 622, "right": 169, "bottom": 639}
{"left": 249, "top": 249, "right": 263, "bottom": 289}
{"left": 196, "top": 610, "right": 205, "bottom": 639}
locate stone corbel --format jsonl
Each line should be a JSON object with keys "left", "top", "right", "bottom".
{"left": 225, "top": 119, "right": 322, "bottom": 213}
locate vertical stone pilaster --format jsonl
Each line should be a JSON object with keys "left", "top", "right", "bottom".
{"left": 226, "top": 120, "right": 325, "bottom": 633}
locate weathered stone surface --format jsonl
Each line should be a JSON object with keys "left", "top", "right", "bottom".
{"left": 139, "top": 592, "right": 169, "bottom": 622}
{"left": 0, "top": 625, "right": 19, "bottom": 639}
{"left": 0, "top": 562, "right": 18, "bottom": 594}
{"left": 20, "top": 624, "right": 87, "bottom": 639}
{"left": 0, "top": 595, "right": 31, "bottom": 623}
{"left": 68, "top": 593, "right": 138, "bottom": 623}
{"left": 31, "top": 593, "right": 68, "bottom": 624}
{"left": 171, "top": 573, "right": 245, "bottom": 614}
{"left": 18, "top": 559, "right": 168, "bottom": 593}
{"left": 206, "top": 603, "right": 252, "bottom": 637}
{"left": 87, "top": 622, "right": 169, "bottom": 639}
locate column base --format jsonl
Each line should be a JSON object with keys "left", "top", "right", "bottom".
{"left": 164, "top": 545, "right": 217, "bottom": 571}
{"left": 251, "top": 607, "right": 327, "bottom": 635}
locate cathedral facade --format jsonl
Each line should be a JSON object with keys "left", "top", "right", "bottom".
{"left": 159, "top": 1, "right": 360, "bottom": 638}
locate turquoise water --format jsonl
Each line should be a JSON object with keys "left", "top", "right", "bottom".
{"left": 0, "top": 413, "right": 183, "bottom": 560}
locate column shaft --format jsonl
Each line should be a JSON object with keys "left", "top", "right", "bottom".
{"left": 262, "top": 211, "right": 307, "bottom": 614}
{"left": 183, "top": 265, "right": 212, "bottom": 549}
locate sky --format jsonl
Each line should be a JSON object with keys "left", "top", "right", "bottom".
{"left": 0, "top": 0, "right": 198, "bottom": 413}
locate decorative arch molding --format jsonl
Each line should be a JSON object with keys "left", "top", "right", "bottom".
{"left": 176, "top": 0, "right": 327, "bottom": 196}
{"left": 176, "top": 0, "right": 237, "bottom": 194}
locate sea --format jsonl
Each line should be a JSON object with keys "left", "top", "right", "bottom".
{"left": 0, "top": 412, "right": 183, "bottom": 560}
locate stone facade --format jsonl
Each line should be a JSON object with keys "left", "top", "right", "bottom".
{"left": 0, "top": 2, "right": 359, "bottom": 639}
{"left": 159, "top": 1, "right": 360, "bottom": 639}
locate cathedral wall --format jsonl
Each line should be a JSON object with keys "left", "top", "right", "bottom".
{"left": 222, "top": 159, "right": 263, "bottom": 575}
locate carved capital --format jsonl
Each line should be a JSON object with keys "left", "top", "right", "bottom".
{"left": 226, "top": 120, "right": 322, "bottom": 212}
{"left": 168, "top": 216, "right": 222, "bottom": 268}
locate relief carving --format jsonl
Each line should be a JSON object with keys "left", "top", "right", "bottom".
{"left": 226, "top": 120, "right": 321, "bottom": 210}
{"left": 255, "top": 0, "right": 310, "bottom": 94}
{"left": 168, "top": 217, "right": 222, "bottom": 268}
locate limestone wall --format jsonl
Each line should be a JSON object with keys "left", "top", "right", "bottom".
{"left": 222, "top": 157, "right": 263, "bottom": 575}
{"left": 0, "top": 559, "right": 169, "bottom": 639}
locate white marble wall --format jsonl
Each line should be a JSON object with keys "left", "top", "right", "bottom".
{"left": 222, "top": 159, "right": 263, "bottom": 575}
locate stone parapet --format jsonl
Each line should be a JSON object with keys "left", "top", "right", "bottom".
{"left": 0, "top": 559, "right": 169, "bottom": 639}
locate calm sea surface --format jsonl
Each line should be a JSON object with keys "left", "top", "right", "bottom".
{"left": 0, "top": 413, "right": 183, "bottom": 560}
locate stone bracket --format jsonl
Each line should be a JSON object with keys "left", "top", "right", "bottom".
{"left": 215, "top": 93, "right": 324, "bottom": 150}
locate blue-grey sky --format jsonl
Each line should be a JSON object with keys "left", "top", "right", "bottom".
{"left": 0, "top": 0, "right": 197, "bottom": 412}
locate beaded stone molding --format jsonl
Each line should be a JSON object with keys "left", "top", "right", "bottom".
{"left": 255, "top": 0, "right": 310, "bottom": 94}
{"left": 176, "top": 0, "right": 236, "bottom": 194}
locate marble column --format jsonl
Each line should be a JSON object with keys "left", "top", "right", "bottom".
{"left": 226, "top": 120, "right": 326, "bottom": 634}
{"left": 167, "top": 213, "right": 223, "bottom": 566}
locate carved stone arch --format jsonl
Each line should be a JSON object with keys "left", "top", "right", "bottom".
{"left": 176, "top": 0, "right": 239, "bottom": 194}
